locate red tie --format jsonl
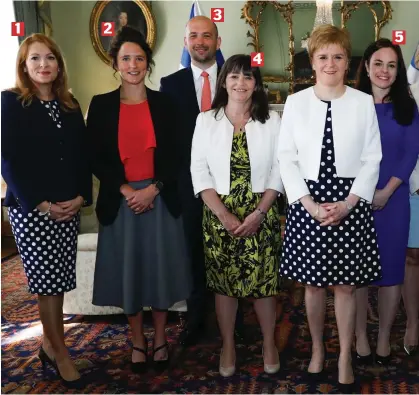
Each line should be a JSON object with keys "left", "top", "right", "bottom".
{"left": 201, "top": 71, "right": 211, "bottom": 112}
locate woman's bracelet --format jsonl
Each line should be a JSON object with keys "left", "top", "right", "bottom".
{"left": 313, "top": 203, "right": 320, "bottom": 219}
{"left": 256, "top": 208, "right": 267, "bottom": 217}
{"left": 39, "top": 201, "right": 52, "bottom": 217}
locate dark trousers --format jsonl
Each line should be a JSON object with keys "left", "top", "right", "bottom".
{"left": 181, "top": 193, "right": 208, "bottom": 329}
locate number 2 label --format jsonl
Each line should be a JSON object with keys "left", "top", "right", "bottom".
{"left": 251, "top": 52, "right": 265, "bottom": 67}
{"left": 101, "top": 22, "right": 115, "bottom": 36}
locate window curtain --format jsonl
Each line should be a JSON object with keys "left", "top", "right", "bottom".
{"left": 13, "top": 0, "right": 53, "bottom": 43}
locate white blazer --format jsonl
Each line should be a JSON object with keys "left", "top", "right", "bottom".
{"left": 277, "top": 86, "right": 382, "bottom": 204}
{"left": 191, "top": 108, "right": 284, "bottom": 196}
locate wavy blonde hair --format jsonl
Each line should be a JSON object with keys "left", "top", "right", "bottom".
{"left": 308, "top": 24, "right": 352, "bottom": 62}
{"left": 10, "top": 33, "right": 77, "bottom": 110}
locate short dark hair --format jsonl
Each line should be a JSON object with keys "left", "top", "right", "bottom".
{"left": 108, "top": 26, "right": 155, "bottom": 75}
{"left": 355, "top": 38, "right": 415, "bottom": 126}
{"left": 212, "top": 54, "right": 269, "bottom": 123}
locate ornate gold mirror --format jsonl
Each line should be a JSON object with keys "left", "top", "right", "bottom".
{"left": 241, "top": 1, "right": 392, "bottom": 103}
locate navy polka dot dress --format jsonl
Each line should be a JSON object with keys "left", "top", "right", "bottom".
{"left": 280, "top": 101, "right": 382, "bottom": 287}
{"left": 7, "top": 100, "right": 79, "bottom": 295}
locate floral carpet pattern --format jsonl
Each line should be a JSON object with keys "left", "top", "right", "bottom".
{"left": 1, "top": 255, "right": 418, "bottom": 394}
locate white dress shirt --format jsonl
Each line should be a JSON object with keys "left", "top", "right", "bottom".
{"left": 277, "top": 86, "right": 382, "bottom": 204}
{"left": 191, "top": 62, "right": 218, "bottom": 110}
{"left": 191, "top": 109, "right": 284, "bottom": 196}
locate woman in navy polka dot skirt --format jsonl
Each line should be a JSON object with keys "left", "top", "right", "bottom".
{"left": 1, "top": 34, "right": 91, "bottom": 388}
{"left": 278, "top": 26, "right": 382, "bottom": 391}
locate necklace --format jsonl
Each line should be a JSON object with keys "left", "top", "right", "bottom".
{"left": 45, "top": 100, "right": 57, "bottom": 122}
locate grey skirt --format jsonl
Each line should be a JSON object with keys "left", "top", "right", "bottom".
{"left": 92, "top": 179, "right": 192, "bottom": 314}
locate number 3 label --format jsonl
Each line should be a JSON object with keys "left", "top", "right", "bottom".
{"left": 101, "top": 22, "right": 115, "bottom": 36}
{"left": 251, "top": 52, "right": 265, "bottom": 67}
{"left": 11, "top": 22, "right": 25, "bottom": 37}
{"left": 392, "top": 30, "right": 406, "bottom": 45}
{"left": 211, "top": 8, "right": 224, "bottom": 22}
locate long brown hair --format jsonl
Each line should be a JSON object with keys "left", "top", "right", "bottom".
{"left": 212, "top": 54, "right": 269, "bottom": 123}
{"left": 10, "top": 33, "right": 77, "bottom": 110}
{"left": 355, "top": 38, "right": 415, "bottom": 126}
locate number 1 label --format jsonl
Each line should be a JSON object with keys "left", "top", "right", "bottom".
{"left": 11, "top": 22, "right": 25, "bottom": 37}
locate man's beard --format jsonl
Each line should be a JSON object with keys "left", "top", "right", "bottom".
{"left": 191, "top": 47, "right": 215, "bottom": 63}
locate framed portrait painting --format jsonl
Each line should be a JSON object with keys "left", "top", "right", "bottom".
{"left": 90, "top": 0, "right": 156, "bottom": 66}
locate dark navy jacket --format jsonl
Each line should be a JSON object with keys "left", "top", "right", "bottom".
{"left": 1, "top": 90, "right": 92, "bottom": 213}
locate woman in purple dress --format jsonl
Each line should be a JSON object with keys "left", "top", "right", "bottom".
{"left": 355, "top": 38, "right": 419, "bottom": 365}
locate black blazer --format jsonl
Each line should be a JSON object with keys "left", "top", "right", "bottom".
{"left": 87, "top": 87, "right": 181, "bottom": 226}
{"left": 160, "top": 67, "right": 219, "bottom": 202}
{"left": 1, "top": 90, "right": 92, "bottom": 214}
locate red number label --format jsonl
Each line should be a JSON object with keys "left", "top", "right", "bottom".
{"left": 11, "top": 22, "right": 25, "bottom": 37}
{"left": 251, "top": 52, "right": 264, "bottom": 67}
{"left": 211, "top": 8, "right": 224, "bottom": 22}
{"left": 392, "top": 30, "right": 406, "bottom": 45}
{"left": 101, "top": 22, "right": 115, "bottom": 36}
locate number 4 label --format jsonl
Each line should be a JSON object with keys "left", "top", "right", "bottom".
{"left": 392, "top": 30, "right": 406, "bottom": 45}
{"left": 11, "top": 22, "right": 25, "bottom": 37}
{"left": 211, "top": 8, "right": 224, "bottom": 22}
{"left": 101, "top": 22, "right": 115, "bottom": 36}
{"left": 251, "top": 52, "right": 264, "bottom": 67}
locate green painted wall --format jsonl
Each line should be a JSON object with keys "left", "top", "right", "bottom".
{"left": 50, "top": 0, "right": 419, "bottom": 112}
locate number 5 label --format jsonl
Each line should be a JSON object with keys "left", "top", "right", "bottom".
{"left": 251, "top": 52, "right": 264, "bottom": 67}
{"left": 211, "top": 8, "right": 224, "bottom": 22}
{"left": 101, "top": 22, "right": 115, "bottom": 36}
{"left": 392, "top": 30, "right": 406, "bottom": 45}
{"left": 11, "top": 22, "right": 25, "bottom": 37}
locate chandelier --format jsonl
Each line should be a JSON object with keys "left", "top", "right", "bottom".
{"left": 301, "top": 0, "right": 334, "bottom": 49}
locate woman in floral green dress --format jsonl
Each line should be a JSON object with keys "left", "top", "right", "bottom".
{"left": 191, "top": 55, "right": 284, "bottom": 377}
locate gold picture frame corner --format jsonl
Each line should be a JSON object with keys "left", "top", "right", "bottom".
{"left": 90, "top": 0, "right": 157, "bottom": 66}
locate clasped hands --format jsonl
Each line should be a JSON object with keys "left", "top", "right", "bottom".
{"left": 120, "top": 184, "right": 157, "bottom": 214}
{"left": 218, "top": 210, "right": 264, "bottom": 237}
{"left": 37, "top": 196, "right": 84, "bottom": 222}
{"left": 311, "top": 201, "right": 350, "bottom": 226}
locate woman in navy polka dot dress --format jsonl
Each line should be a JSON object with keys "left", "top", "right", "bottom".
{"left": 1, "top": 34, "right": 91, "bottom": 387}
{"left": 278, "top": 26, "right": 382, "bottom": 391}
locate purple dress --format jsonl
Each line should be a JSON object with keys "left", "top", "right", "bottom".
{"left": 373, "top": 103, "right": 419, "bottom": 286}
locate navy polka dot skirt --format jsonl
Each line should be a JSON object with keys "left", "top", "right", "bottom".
{"left": 8, "top": 206, "right": 79, "bottom": 295}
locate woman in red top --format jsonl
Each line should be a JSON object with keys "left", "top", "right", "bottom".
{"left": 87, "top": 27, "right": 192, "bottom": 373}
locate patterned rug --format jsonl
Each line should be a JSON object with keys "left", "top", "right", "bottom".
{"left": 1, "top": 255, "right": 418, "bottom": 394}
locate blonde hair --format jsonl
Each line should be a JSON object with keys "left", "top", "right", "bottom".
{"left": 10, "top": 33, "right": 77, "bottom": 110}
{"left": 308, "top": 24, "right": 352, "bottom": 62}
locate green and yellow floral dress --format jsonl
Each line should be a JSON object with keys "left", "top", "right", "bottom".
{"left": 203, "top": 132, "right": 282, "bottom": 298}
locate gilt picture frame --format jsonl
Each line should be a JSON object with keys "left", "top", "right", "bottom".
{"left": 90, "top": 0, "right": 156, "bottom": 66}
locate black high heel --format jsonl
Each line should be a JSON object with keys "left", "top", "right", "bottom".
{"left": 153, "top": 342, "right": 169, "bottom": 372}
{"left": 131, "top": 336, "right": 148, "bottom": 373}
{"left": 38, "top": 347, "right": 86, "bottom": 389}
{"left": 337, "top": 381, "right": 357, "bottom": 394}
{"left": 375, "top": 353, "right": 391, "bottom": 366}
{"left": 355, "top": 352, "right": 373, "bottom": 365}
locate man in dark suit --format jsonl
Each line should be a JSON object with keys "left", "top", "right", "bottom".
{"left": 160, "top": 16, "right": 244, "bottom": 346}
